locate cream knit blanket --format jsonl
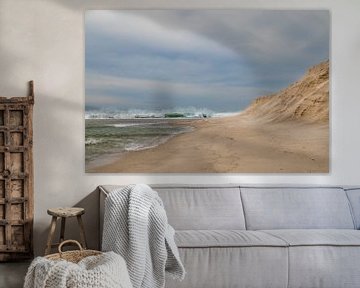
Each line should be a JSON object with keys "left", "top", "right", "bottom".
{"left": 102, "top": 184, "right": 185, "bottom": 288}
{"left": 24, "top": 251, "right": 132, "bottom": 288}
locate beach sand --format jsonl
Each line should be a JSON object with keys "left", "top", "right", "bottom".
{"left": 87, "top": 113, "right": 329, "bottom": 173}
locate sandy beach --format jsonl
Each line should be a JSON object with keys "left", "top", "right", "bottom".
{"left": 86, "top": 61, "right": 329, "bottom": 173}
{"left": 87, "top": 114, "right": 329, "bottom": 173}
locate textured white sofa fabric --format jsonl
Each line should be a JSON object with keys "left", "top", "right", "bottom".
{"left": 240, "top": 187, "right": 355, "bottom": 230}
{"left": 100, "top": 185, "right": 360, "bottom": 288}
{"left": 174, "top": 230, "right": 286, "bottom": 247}
{"left": 345, "top": 188, "right": 360, "bottom": 229}
{"left": 154, "top": 187, "right": 246, "bottom": 230}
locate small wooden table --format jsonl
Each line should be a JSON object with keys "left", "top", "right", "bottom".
{"left": 45, "top": 207, "right": 87, "bottom": 255}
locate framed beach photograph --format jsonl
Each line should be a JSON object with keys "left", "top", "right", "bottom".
{"left": 85, "top": 9, "right": 330, "bottom": 173}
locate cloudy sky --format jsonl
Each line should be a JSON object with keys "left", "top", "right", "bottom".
{"left": 85, "top": 10, "right": 329, "bottom": 113}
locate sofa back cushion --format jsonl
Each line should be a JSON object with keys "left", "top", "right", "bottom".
{"left": 345, "top": 188, "right": 360, "bottom": 229}
{"left": 240, "top": 187, "right": 355, "bottom": 230}
{"left": 153, "top": 185, "right": 246, "bottom": 230}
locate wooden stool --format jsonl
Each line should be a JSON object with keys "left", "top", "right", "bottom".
{"left": 45, "top": 207, "right": 87, "bottom": 255}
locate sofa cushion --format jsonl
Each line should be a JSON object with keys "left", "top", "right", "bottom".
{"left": 345, "top": 188, "right": 360, "bottom": 229}
{"left": 175, "top": 230, "right": 287, "bottom": 248}
{"left": 100, "top": 185, "right": 246, "bottom": 230}
{"left": 165, "top": 247, "right": 288, "bottom": 288}
{"left": 261, "top": 230, "right": 360, "bottom": 288}
{"left": 287, "top": 246, "right": 360, "bottom": 288}
{"left": 262, "top": 229, "right": 360, "bottom": 246}
{"left": 241, "top": 187, "right": 355, "bottom": 230}
{"left": 154, "top": 186, "right": 246, "bottom": 230}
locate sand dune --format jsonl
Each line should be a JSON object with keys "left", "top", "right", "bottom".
{"left": 88, "top": 60, "right": 329, "bottom": 173}
{"left": 242, "top": 60, "right": 329, "bottom": 123}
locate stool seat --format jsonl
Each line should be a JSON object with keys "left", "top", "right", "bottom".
{"left": 47, "top": 207, "right": 85, "bottom": 217}
{"left": 45, "top": 207, "right": 87, "bottom": 255}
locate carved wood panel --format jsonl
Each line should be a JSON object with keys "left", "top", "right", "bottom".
{"left": 0, "top": 81, "right": 34, "bottom": 261}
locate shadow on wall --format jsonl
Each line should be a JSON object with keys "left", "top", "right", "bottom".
{"left": 32, "top": 92, "right": 93, "bottom": 256}
{"left": 0, "top": 0, "right": 133, "bottom": 258}
{"left": 39, "top": 188, "right": 100, "bottom": 256}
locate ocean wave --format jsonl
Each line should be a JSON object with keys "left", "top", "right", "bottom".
{"left": 85, "top": 107, "right": 239, "bottom": 120}
{"left": 85, "top": 110, "right": 162, "bottom": 119}
{"left": 109, "top": 123, "right": 145, "bottom": 128}
{"left": 85, "top": 138, "right": 103, "bottom": 145}
{"left": 125, "top": 143, "right": 155, "bottom": 151}
{"left": 124, "top": 136, "right": 174, "bottom": 152}
{"left": 124, "top": 127, "right": 194, "bottom": 152}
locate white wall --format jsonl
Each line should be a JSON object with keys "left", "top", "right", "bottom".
{"left": 0, "top": 0, "right": 359, "bottom": 256}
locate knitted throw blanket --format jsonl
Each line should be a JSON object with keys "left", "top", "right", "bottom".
{"left": 24, "top": 251, "right": 133, "bottom": 288}
{"left": 102, "top": 184, "right": 185, "bottom": 288}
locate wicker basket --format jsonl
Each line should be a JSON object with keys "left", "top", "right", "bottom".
{"left": 45, "top": 240, "right": 102, "bottom": 263}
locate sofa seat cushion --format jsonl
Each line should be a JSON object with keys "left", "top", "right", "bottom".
{"left": 260, "top": 230, "right": 360, "bottom": 288}
{"left": 175, "top": 230, "right": 288, "bottom": 248}
{"left": 262, "top": 229, "right": 360, "bottom": 246}
{"left": 166, "top": 246, "right": 289, "bottom": 288}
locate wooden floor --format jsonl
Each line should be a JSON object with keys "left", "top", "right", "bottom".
{"left": 0, "top": 261, "right": 30, "bottom": 288}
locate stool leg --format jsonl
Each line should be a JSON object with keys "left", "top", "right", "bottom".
{"left": 45, "top": 216, "right": 57, "bottom": 255}
{"left": 60, "top": 217, "right": 66, "bottom": 243}
{"left": 77, "top": 215, "right": 87, "bottom": 249}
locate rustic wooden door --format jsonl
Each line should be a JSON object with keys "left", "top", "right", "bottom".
{"left": 0, "top": 81, "right": 34, "bottom": 261}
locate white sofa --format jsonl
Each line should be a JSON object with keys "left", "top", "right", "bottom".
{"left": 99, "top": 185, "right": 360, "bottom": 288}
